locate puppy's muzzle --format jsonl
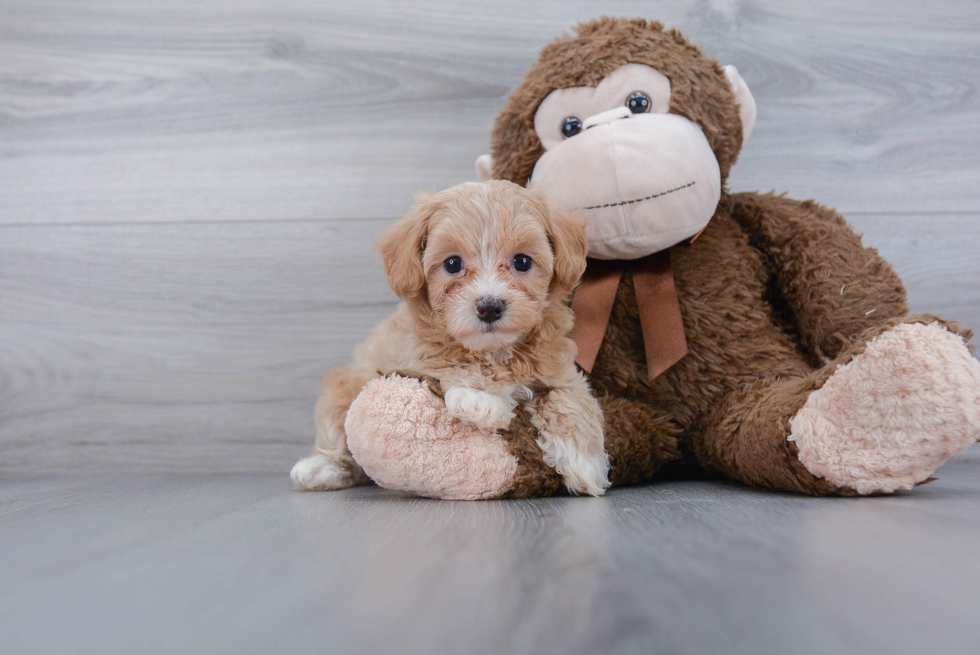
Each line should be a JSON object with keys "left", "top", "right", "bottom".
{"left": 476, "top": 298, "right": 505, "bottom": 324}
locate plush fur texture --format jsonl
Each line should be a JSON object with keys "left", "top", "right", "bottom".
{"left": 491, "top": 17, "right": 745, "bottom": 187}
{"left": 338, "top": 18, "right": 980, "bottom": 499}
{"left": 346, "top": 372, "right": 567, "bottom": 499}
{"left": 294, "top": 181, "right": 610, "bottom": 496}
{"left": 790, "top": 322, "right": 980, "bottom": 494}
{"left": 346, "top": 374, "right": 518, "bottom": 500}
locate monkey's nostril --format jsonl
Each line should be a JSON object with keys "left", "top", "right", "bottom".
{"left": 476, "top": 298, "right": 505, "bottom": 324}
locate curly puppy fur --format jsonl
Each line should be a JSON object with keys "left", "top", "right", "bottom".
{"left": 292, "top": 181, "right": 610, "bottom": 496}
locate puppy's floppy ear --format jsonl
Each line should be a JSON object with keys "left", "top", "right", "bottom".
{"left": 378, "top": 192, "right": 438, "bottom": 301}
{"left": 528, "top": 189, "right": 589, "bottom": 294}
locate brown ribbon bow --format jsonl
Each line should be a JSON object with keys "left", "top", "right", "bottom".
{"left": 569, "top": 249, "right": 688, "bottom": 382}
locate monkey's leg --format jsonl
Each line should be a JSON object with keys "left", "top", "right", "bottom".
{"left": 599, "top": 396, "right": 684, "bottom": 488}
{"left": 507, "top": 395, "right": 683, "bottom": 498}
{"left": 344, "top": 373, "right": 684, "bottom": 499}
{"left": 698, "top": 316, "right": 980, "bottom": 496}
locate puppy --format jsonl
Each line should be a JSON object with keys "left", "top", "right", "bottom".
{"left": 291, "top": 180, "right": 610, "bottom": 496}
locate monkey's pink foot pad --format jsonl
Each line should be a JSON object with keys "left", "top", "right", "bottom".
{"left": 346, "top": 374, "right": 517, "bottom": 500}
{"left": 790, "top": 322, "right": 980, "bottom": 494}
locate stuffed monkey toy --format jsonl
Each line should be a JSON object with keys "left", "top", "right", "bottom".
{"left": 340, "top": 18, "right": 980, "bottom": 499}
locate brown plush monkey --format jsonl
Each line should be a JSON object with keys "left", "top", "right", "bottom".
{"left": 341, "top": 18, "right": 980, "bottom": 499}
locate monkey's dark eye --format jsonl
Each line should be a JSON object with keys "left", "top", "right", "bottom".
{"left": 561, "top": 117, "right": 583, "bottom": 138}
{"left": 627, "top": 91, "right": 651, "bottom": 114}
{"left": 444, "top": 256, "right": 463, "bottom": 274}
{"left": 513, "top": 254, "right": 532, "bottom": 272}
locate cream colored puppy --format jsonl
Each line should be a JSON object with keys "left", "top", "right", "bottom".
{"left": 291, "top": 180, "right": 609, "bottom": 496}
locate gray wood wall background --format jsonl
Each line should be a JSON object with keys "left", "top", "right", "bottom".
{"left": 2, "top": 0, "right": 978, "bottom": 474}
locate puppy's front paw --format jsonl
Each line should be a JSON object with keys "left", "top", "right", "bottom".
{"left": 536, "top": 437, "right": 611, "bottom": 497}
{"left": 445, "top": 387, "right": 515, "bottom": 431}
{"left": 290, "top": 453, "right": 358, "bottom": 491}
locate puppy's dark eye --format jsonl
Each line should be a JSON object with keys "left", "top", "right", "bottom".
{"left": 627, "top": 91, "right": 651, "bottom": 114}
{"left": 561, "top": 117, "right": 583, "bottom": 138}
{"left": 513, "top": 254, "right": 532, "bottom": 272}
{"left": 443, "top": 256, "right": 463, "bottom": 274}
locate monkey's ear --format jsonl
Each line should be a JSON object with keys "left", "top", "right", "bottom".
{"left": 475, "top": 154, "right": 494, "bottom": 182}
{"left": 378, "top": 193, "right": 436, "bottom": 302}
{"left": 723, "top": 65, "right": 757, "bottom": 143}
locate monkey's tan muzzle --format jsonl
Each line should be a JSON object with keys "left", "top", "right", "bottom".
{"left": 530, "top": 112, "right": 721, "bottom": 260}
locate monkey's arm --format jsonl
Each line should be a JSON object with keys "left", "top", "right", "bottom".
{"left": 730, "top": 191, "right": 908, "bottom": 360}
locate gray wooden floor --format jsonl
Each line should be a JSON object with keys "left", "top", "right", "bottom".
{"left": 2, "top": 1, "right": 980, "bottom": 653}
{"left": 4, "top": 449, "right": 980, "bottom": 655}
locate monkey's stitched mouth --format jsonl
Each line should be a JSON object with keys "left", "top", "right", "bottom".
{"left": 579, "top": 181, "right": 696, "bottom": 210}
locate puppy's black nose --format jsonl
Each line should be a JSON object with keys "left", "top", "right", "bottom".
{"left": 476, "top": 298, "right": 505, "bottom": 324}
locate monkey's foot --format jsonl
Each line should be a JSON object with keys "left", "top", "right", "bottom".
{"left": 790, "top": 322, "right": 980, "bottom": 494}
{"left": 345, "top": 374, "right": 518, "bottom": 500}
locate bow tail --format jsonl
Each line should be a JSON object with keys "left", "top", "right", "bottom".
{"left": 570, "top": 251, "right": 688, "bottom": 382}
{"left": 633, "top": 249, "right": 688, "bottom": 381}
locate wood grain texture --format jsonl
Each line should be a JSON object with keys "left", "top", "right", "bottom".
{"left": 0, "top": 218, "right": 397, "bottom": 472}
{"left": 3, "top": 452, "right": 980, "bottom": 655}
{"left": 1, "top": 0, "right": 978, "bottom": 224}
{"left": 0, "top": 213, "right": 976, "bottom": 474}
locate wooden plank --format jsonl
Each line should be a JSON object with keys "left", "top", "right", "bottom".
{"left": 1, "top": 213, "right": 975, "bottom": 474}
{"left": 2, "top": 458, "right": 980, "bottom": 654}
{"left": 0, "top": 218, "right": 398, "bottom": 472}
{"left": 1, "top": 0, "right": 978, "bottom": 224}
